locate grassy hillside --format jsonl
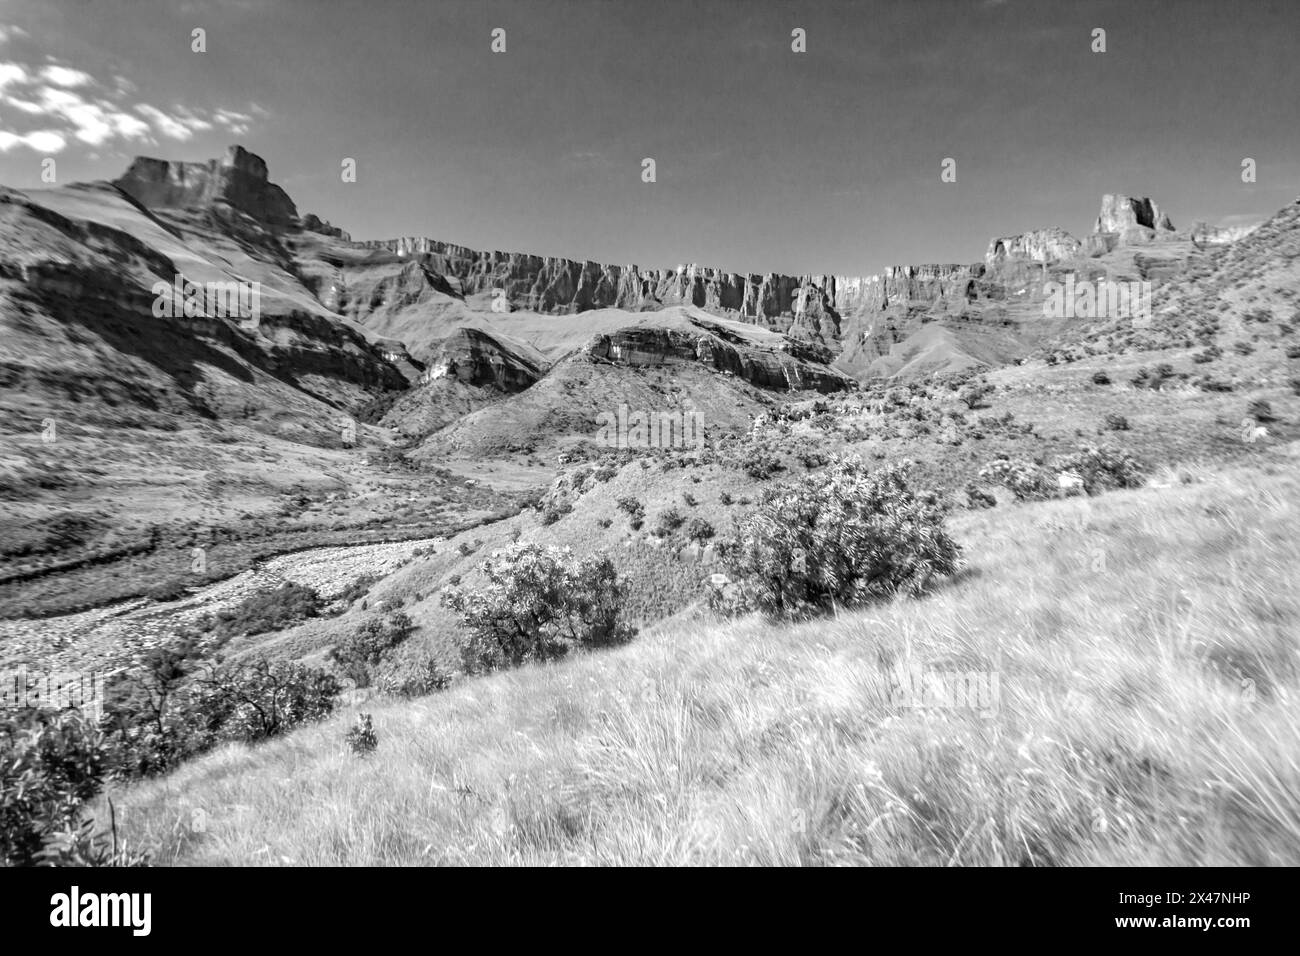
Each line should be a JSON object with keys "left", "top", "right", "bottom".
{"left": 106, "top": 448, "right": 1300, "bottom": 865}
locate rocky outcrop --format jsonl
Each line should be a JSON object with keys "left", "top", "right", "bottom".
{"left": 581, "top": 318, "right": 854, "bottom": 393}
{"left": 300, "top": 213, "right": 350, "bottom": 241}
{"left": 359, "top": 237, "right": 848, "bottom": 337}
{"left": 114, "top": 146, "right": 299, "bottom": 230}
{"left": 1095, "top": 194, "right": 1174, "bottom": 235}
{"left": 986, "top": 227, "right": 1082, "bottom": 266}
{"left": 424, "top": 327, "right": 543, "bottom": 392}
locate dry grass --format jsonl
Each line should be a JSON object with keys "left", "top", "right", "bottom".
{"left": 108, "top": 453, "right": 1300, "bottom": 865}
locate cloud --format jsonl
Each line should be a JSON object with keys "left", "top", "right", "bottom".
{"left": 0, "top": 128, "right": 66, "bottom": 153}
{"left": 0, "top": 60, "right": 31, "bottom": 93}
{"left": 0, "top": 25, "right": 31, "bottom": 46}
{"left": 134, "top": 103, "right": 198, "bottom": 140}
{"left": 40, "top": 64, "right": 94, "bottom": 88}
{"left": 0, "top": 58, "right": 260, "bottom": 153}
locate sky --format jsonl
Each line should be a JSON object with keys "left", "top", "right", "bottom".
{"left": 0, "top": 0, "right": 1296, "bottom": 276}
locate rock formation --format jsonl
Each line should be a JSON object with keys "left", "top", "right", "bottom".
{"left": 986, "top": 227, "right": 1082, "bottom": 266}
{"left": 425, "top": 327, "right": 544, "bottom": 392}
{"left": 1094, "top": 194, "right": 1174, "bottom": 235}
{"left": 114, "top": 145, "right": 300, "bottom": 230}
{"left": 582, "top": 317, "right": 854, "bottom": 393}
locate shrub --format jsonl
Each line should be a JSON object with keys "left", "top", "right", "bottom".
{"left": 1051, "top": 445, "right": 1146, "bottom": 494}
{"left": 1091, "top": 371, "right": 1111, "bottom": 385}
{"left": 1247, "top": 399, "right": 1277, "bottom": 422}
{"left": 345, "top": 714, "right": 377, "bottom": 757}
{"left": 1195, "top": 375, "right": 1234, "bottom": 392}
{"left": 713, "top": 458, "right": 960, "bottom": 619}
{"left": 329, "top": 612, "right": 416, "bottom": 688}
{"left": 685, "top": 517, "right": 715, "bottom": 543}
{"left": 616, "top": 496, "right": 645, "bottom": 529}
{"left": 187, "top": 659, "right": 340, "bottom": 745}
{"left": 964, "top": 483, "right": 997, "bottom": 509}
{"left": 442, "top": 544, "right": 633, "bottom": 672}
{"left": 958, "top": 382, "right": 992, "bottom": 409}
{"left": 540, "top": 502, "right": 572, "bottom": 526}
{"left": 145, "top": 578, "right": 192, "bottom": 602}
{"left": 34, "top": 813, "right": 151, "bottom": 867}
{"left": 741, "top": 447, "right": 783, "bottom": 480}
{"left": 1, "top": 709, "right": 109, "bottom": 866}
{"left": 977, "top": 458, "right": 1055, "bottom": 501}
{"left": 373, "top": 645, "right": 454, "bottom": 698}
{"left": 335, "top": 574, "right": 379, "bottom": 608}
{"left": 212, "top": 582, "right": 321, "bottom": 638}
{"left": 1103, "top": 413, "right": 1131, "bottom": 431}
{"left": 656, "top": 507, "right": 686, "bottom": 536}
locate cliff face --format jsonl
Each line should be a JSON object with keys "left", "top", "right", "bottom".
{"left": 114, "top": 145, "right": 300, "bottom": 230}
{"left": 427, "top": 327, "right": 544, "bottom": 392}
{"left": 581, "top": 317, "right": 855, "bottom": 393}
{"left": 356, "top": 237, "right": 994, "bottom": 352}
{"left": 1095, "top": 194, "right": 1174, "bottom": 235}
{"left": 986, "top": 227, "right": 1082, "bottom": 266}
{"left": 359, "top": 237, "right": 846, "bottom": 331}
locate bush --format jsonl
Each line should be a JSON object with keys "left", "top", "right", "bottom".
{"left": 442, "top": 543, "right": 634, "bottom": 673}
{"left": 964, "top": 483, "right": 997, "bottom": 509}
{"left": 1247, "top": 399, "right": 1277, "bottom": 422}
{"left": 145, "top": 578, "right": 192, "bottom": 602}
{"left": 103, "top": 650, "right": 341, "bottom": 777}
{"left": 741, "top": 447, "right": 783, "bottom": 480}
{"left": 977, "top": 457, "right": 1055, "bottom": 501}
{"left": 958, "top": 382, "right": 992, "bottom": 409}
{"left": 345, "top": 714, "right": 377, "bottom": 757}
{"left": 1, "top": 709, "right": 109, "bottom": 866}
{"left": 34, "top": 814, "right": 151, "bottom": 867}
{"left": 685, "top": 517, "right": 715, "bottom": 543}
{"left": 188, "top": 659, "right": 340, "bottom": 745}
{"left": 656, "top": 507, "right": 686, "bottom": 536}
{"left": 541, "top": 502, "right": 572, "bottom": 526}
{"left": 373, "top": 645, "right": 454, "bottom": 698}
{"left": 1104, "top": 413, "right": 1131, "bottom": 431}
{"left": 329, "top": 612, "right": 415, "bottom": 688}
{"left": 616, "top": 496, "right": 645, "bottom": 529}
{"left": 212, "top": 582, "right": 321, "bottom": 638}
{"left": 1091, "top": 371, "right": 1111, "bottom": 385}
{"left": 336, "top": 574, "right": 379, "bottom": 608}
{"left": 713, "top": 458, "right": 960, "bottom": 619}
{"left": 1051, "top": 445, "right": 1146, "bottom": 494}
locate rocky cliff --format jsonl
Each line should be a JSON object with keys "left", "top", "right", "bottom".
{"left": 114, "top": 145, "right": 301, "bottom": 230}
{"left": 581, "top": 316, "right": 854, "bottom": 393}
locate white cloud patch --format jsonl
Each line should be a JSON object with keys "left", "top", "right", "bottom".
{"left": 0, "top": 25, "right": 32, "bottom": 46}
{"left": 40, "top": 64, "right": 94, "bottom": 88}
{"left": 0, "top": 129, "right": 66, "bottom": 153}
{"left": 0, "top": 58, "right": 260, "bottom": 153}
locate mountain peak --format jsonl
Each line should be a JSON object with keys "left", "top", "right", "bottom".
{"left": 113, "top": 144, "right": 297, "bottom": 230}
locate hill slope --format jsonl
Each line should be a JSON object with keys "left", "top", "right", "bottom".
{"left": 109, "top": 452, "right": 1299, "bottom": 865}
